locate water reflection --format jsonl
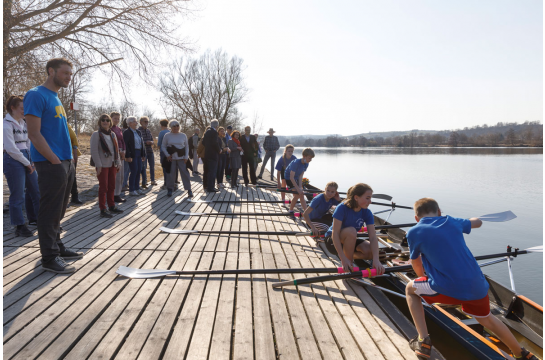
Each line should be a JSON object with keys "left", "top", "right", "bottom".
{"left": 292, "top": 147, "right": 543, "bottom": 156}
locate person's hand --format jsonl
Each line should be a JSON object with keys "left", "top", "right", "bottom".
{"left": 183, "top": 158, "right": 187, "bottom": 163}
{"left": 126, "top": 157, "right": 133, "bottom": 163}
{"left": 334, "top": 191, "right": 341, "bottom": 201}
{"left": 167, "top": 155, "right": 172, "bottom": 162}
{"left": 141, "top": 157, "right": 145, "bottom": 162}
{"left": 120, "top": 152, "right": 125, "bottom": 161}
{"left": 372, "top": 259, "right": 385, "bottom": 275}
{"left": 96, "top": 167, "right": 102, "bottom": 176}
{"left": 296, "top": 187, "right": 304, "bottom": 196}
{"left": 116, "top": 166, "right": 121, "bottom": 173}
{"left": 26, "top": 164, "right": 35, "bottom": 174}
{"left": 340, "top": 256, "right": 353, "bottom": 273}
{"left": 237, "top": 146, "right": 242, "bottom": 150}
{"left": 50, "top": 156, "right": 61, "bottom": 165}
{"left": 311, "top": 225, "right": 320, "bottom": 237}
{"left": 146, "top": 141, "right": 152, "bottom": 145}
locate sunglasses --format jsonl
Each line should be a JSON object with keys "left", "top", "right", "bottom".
{"left": 101, "top": 119, "right": 111, "bottom": 122}
{"left": 142, "top": 121, "right": 149, "bottom": 123}
{"left": 171, "top": 125, "right": 180, "bottom": 128}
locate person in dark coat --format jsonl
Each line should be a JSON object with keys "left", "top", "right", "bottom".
{"left": 239, "top": 126, "right": 258, "bottom": 185}
{"left": 227, "top": 130, "right": 242, "bottom": 187}
{"left": 202, "top": 119, "right": 221, "bottom": 192}
{"left": 122, "top": 116, "right": 147, "bottom": 196}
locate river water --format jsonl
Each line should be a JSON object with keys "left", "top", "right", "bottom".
{"left": 276, "top": 147, "right": 543, "bottom": 304}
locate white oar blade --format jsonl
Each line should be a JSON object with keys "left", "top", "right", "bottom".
{"left": 373, "top": 194, "right": 393, "bottom": 201}
{"left": 175, "top": 211, "right": 204, "bottom": 216}
{"left": 160, "top": 227, "right": 198, "bottom": 234}
{"left": 189, "top": 200, "right": 212, "bottom": 203}
{"left": 478, "top": 211, "right": 517, "bottom": 222}
{"left": 526, "top": 245, "right": 543, "bottom": 253}
{"left": 116, "top": 266, "right": 177, "bottom": 279}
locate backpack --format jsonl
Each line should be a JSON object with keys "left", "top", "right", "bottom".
{"left": 197, "top": 139, "right": 206, "bottom": 158}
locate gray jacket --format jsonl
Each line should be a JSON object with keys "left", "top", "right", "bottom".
{"left": 90, "top": 131, "right": 121, "bottom": 168}
{"left": 227, "top": 139, "right": 242, "bottom": 169}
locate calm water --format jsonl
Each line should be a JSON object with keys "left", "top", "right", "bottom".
{"left": 283, "top": 147, "right": 543, "bottom": 304}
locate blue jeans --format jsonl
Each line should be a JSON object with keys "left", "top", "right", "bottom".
{"left": 141, "top": 150, "right": 155, "bottom": 185}
{"left": 123, "top": 159, "right": 130, "bottom": 188}
{"left": 128, "top": 149, "right": 143, "bottom": 192}
{"left": 217, "top": 153, "right": 228, "bottom": 184}
{"left": 3, "top": 150, "right": 40, "bottom": 226}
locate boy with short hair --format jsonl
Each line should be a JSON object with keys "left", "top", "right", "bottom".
{"left": 284, "top": 147, "right": 314, "bottom": 213}
{"left": 405, "top": 198, "right": 537, "bottom": 360}
{"left": 303, "top": 181, "right": 341, "bottom": 236}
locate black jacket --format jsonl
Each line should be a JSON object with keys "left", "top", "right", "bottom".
{"left": 203, "top": 127, "right": 221, "bottom": 160}
{"left": 123, "top": 128, "right": 147, "bottom": 160}
{"left": 240, "top": 134, "right": 257, "bottom": 160}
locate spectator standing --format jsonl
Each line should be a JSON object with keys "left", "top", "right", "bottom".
{"left": 121, "top": 118, "right": 130, "bottom": 190}
{"left": 110, "top": 111, "right": 126, "bottom": 203}
{"left": 258, "top": 128, "right": 280, "bottom": 180}
{"left": 68, "top": 123, "right": 83, "bottom": 204}
{"left": 225, "top": 125, "right": 233, "bottom": 181}
{"left": 161, "top": 120, "right": 193, "bottom": 197}
{"left": 216, "top": 127, "right": 230, "bottom": 189}
{"left": 25, "top": 57, "right": 83, "bottom": 273}
{"left": 191, "top": 128, "right": 200, "bottom": 175}
{"left": 123, "top": 116, "right": 146, "bottom": 196}
{"left": 3, "top": 95, "right": 40, "bottom": 237}
{"left": 227, "top": 130, "right": 242, "bottom": 187}
{"left": 202, "top": 119, "right": 221, "bottom": 192}
{"left": 138, "top": 116, "right": 155, "bottom": 188}
{"left": 157, "top": 119, "right": 170, "bottom": 188}
{"left": 240, "top": 126, "right": 258, "bottom": 186}
{"left": 90, "top": 114, "right": 124, "bottom": 218}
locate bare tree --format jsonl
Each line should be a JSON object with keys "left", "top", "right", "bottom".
{"left": 505, "top": 128, "right": 517, "bottom": 146}
{"left": 3, "top": 0, "right": 195, "bottom": 102}
{"left": 448, "top": 131, "right": 460, "bottom": 147}
{"left": 159, "top": 49, "right": 249, "bottom": 131}
{"left": 251, "top": 111, "right": 263, "bottom": 134}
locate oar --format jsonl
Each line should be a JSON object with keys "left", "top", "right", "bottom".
{"left": 271, "top": 245, "right": 543, "bottom": 288}
{"left": 176, "top": 210, "right": 303, "bottom": 217}
{"left": 188, "top": 199, "right": 298, "bottom": 204}
{"left": 294, "top": 222, "right": 418, "bottom": 237}
{"left": 159, "top": 226, "right": 371, "bottom": 237}
{"left": 116, "top": 265, "right": 373, "bottom": 279}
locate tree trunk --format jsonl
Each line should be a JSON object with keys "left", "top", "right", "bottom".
{"left": 3, "top": 0, "right": 13, "bottom": 106}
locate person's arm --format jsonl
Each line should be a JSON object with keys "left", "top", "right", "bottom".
{"left": 67, "top": 122, "right": 81, "bottom": 163}
{"left": 3, "top": 122, "right": 31, "bottom": 166}
{"left": 273, "top": 137, "right": 280, "bottom": 151}
{"left": 410, "top": 255, "right": 426, "bottom": 277}
{"left": 332, "top": 218, "right": 353, "bottom": 272}
{"left": 90, "top": 132, "right": 104, "bottom": 169}
{"left": 365, "top": 225, "right": 385, "bottom": 275}
{"left": 290, "top": 170, "right": 303, "bottom": 195}
{"left": 469, "top": 217, "right": 482, "bottom": 228}
{"left": 183, "top": 134, "right": 189, "bottom": 162}
{"left": 26, "top": 115, "right": 61, "bottom": 164}
{"left": 302, "top": 206, "right": 319, "bottom": 237}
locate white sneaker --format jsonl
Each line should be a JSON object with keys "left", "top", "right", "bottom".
{"left": 137, "top": 189, "right": 144, "bottom": 195}
{"left": 130, "top": 191, "right": 139, "bottom": 196}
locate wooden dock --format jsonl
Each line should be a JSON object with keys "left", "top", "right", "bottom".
{"left": 4, "top": 170, "right": 422, "bottom": 360}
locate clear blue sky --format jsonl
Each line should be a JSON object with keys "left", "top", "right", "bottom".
{"left": 88, "top": 0, "right": 543, "bottom": 135}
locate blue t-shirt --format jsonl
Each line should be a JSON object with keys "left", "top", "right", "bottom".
{"left": 131, "top": 128, "right": 143, "bottom": 150}
{"left": 275, "top": 155, "right": 297, "bottom": 172}
{"left": 157, "top": 129, "right": 169, "bottom": 149}
{"left": 325, "top": 203, "right": 375, "bottom": 237}
{"left": 24, "top": 86, "right": 72, "bottom": 162}
{"left": 407, "top": 216, "right": 489, "bottom": 301}
{"left": 284, "top": 158, "right": 308, "bottom": 180}
{"left": 308, "top": 193, "right": 341, "bottom": 220}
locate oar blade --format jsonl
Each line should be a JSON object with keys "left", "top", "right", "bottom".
{"left": 188, "top": 200, "right": 212, "bottom": 203}
{"left": 116, "top": 266, "right": 177, "bottom": 279}
{"left": 175, "top": 211, "right": 204, "bottom": 216}
{"left": 479, "top": 211, "right": 517, "bottom": 222}
{"left": 372, "top": 194, "right": 393, "bottom": 201}
{"left": 160, "top": 227, "right": 198, "bottom": 234}
{"left": 525, "top": 245, "right": 543, "bottom": 253}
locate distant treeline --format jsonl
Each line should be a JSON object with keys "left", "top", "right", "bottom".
{"left": 281, "top": 121, "right": 543, "bottom": 148}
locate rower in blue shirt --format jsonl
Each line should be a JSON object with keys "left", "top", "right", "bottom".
{"left": 302, "top": 181, "right": 341, "bottom": 236}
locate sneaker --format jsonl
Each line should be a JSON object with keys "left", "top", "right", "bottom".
{"left": 160, "top": 185, "right": 166, "bottom": 190}
{"left": 218, "top": 183, "right": 225, "bottom": 189}
{"left": 71, "top": 196, "right": 84, "bottom": 205}
{"left": 519, "top": 348, "right": 539, "bottom": 360}
{"left": 207, "top": 188, "right": 219, "bottom": 193}
{"left": 114, "top": 195, "right": 126, "bottom": 203}
{"left": 141, "top": 184, "right": 148, "bottom": 189}
{"left": 226, "top": 175, "right": 231, "bottom": 180}
{"left": 15, "top": 225, "right": 34, "bottom": 237}
{"left": 151, "top": 181, "right": 157, "bottom": 185}
{"left": 42, "top": 256, "right": 76, "bottom": 273}
{"left": 167, "top": 189, "right": 173, "bottom": 197}
{"left": 137, "top": 189, "right": 144, "bottom": 195}
{"left": 100, "top": 209, "right": 113, "bottom": 218}
{"left": 187, "top": 190, "right": 193, "bottom": 197}
{"left": 409, "top": 336, "right": 431, "bottom": 359}
{"left": 109, "top": 206, "right": 124, "bottom": 214}
{"left": 130, "top": 191, "right": 139, "bottom": 196}
{"left": 60, "top": 248, "right": 84, "bottom": 259}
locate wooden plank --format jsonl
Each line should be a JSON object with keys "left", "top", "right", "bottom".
{"left": 232, "top": 252, "right": 255, "bottom": 360}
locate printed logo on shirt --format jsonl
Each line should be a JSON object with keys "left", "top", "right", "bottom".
{"left": 356, "top": 218, "right": 365, "bottom": 229}
{"left": 54, "top": 105, "right": 67, "bottom": 121}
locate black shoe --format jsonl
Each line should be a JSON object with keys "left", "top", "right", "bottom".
{"left": 59, "top": 226, "right": 64, "bottom": 232}
{"left": 15, "top": 225, "right": 34, "bottom": 237}
{"left": 244, "top": 182, "right": 249, "bottom": 186}
{"left": 114, "top": 195, "right": 126, "bottom": 203}
{"left": 60, "top": 248, "right": 84, "bottom": 259}
{"left": 71, "top": 196, "right": 83, "bottom": 205}
{"left": 42, "top": 256, "right": 76, "bottom": 273}
{"left": 409, "top": 336, "right": 431, "bottom": 359}
{"left": 167, "top": 189, "right": 173, "bottom": 197}
{"left": 109, "top": 206, "right": 124, "bottom": 214}
{"left": 187, "top": 191, "right": 193, "bottom": 197}
{"left": 520, "top": 348, "right": 539, "bottom": 360}
{"left": 207, "top": 188, "right": 219, "bottom": 192}
{"left": 100, "top": 209, "right": 113, "bottom": 218}
{"left": 257, "top": 175, "right": 262, "bottom": 179}
{"left": 28, "top": 220, "right": 37, "bottom": 226}
{"left": 141, "top": 184, "right": 148, "bottom": 189}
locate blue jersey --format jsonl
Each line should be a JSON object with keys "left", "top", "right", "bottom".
{"left": 275, "top": 155, "right": 296, "bottom": 172}
{"left": 284, "top": 158, "right": 308, "bottom": 180}
{"left": 24, "top": 86, "right": 72, "bottom": 162}
{"left": 325, "top": 203, "right": 374, "bottom": 237}
{"left": 308, "top": 194, "right": 340, "bottom": 220}
{"left": 407, "top": 216, "right": 489, "bottom": 301}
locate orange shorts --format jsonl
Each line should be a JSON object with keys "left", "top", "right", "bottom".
{"left": 413, "top": 276, "right": 490, "bottom": 317}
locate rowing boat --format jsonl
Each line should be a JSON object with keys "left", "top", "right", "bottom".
{"left": 297, "top": 182, "right": 543, "bottom": 359}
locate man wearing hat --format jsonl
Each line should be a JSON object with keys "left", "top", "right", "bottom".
{"left": 258, "top": 128, "right": 280, "bottom": 180}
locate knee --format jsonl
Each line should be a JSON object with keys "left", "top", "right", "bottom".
{"left": 406, "top": 281, "right": 415, "bottom": 295}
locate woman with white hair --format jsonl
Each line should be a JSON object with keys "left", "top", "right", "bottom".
{"left": 122, "top": 115, "right": 146, "bottom": 196}
{"left": 161, "top": 120, "right": 193, "bottom": 197}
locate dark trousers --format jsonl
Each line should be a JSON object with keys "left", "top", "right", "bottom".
{"left": 241, "top": 156, "right": 257, "bottom": 185}
{"left": 206, "top": 157, "right": 218, "bottom": 191}
{"left": 141, "top": 150, "right": 155, "bottom": 185}
{"left": 231, "top": 168, "right": 240, "bottom": 186}
{"left": 202, "top": 157, "right": 208, "bottom": 185}
{"left": 217, "top": 153, "right": 228, "bottom": 184}
{"left": 128, "top": 150, "right": 143, "bottom": 192}
{"left": 70, "top": 162, "right": 78, "bottom": 198}
{"left": 35, "top": 160, "right": 75, "bottom": 263}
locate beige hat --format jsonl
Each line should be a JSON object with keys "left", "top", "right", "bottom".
{"left": 268, "top": 128, "right": 275, "bottom": 133}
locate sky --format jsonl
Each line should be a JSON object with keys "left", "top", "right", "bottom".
{"left": 87, "top": 0, "right": 543, "bottom": 136}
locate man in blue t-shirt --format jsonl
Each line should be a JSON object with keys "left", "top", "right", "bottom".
{"left": 404, "top": 198, "right": 536, "bottom": 360}
{"left": 303, "top": 181, "right": 341, "bottom": 236}
{"left": 25, "top": 57, "right": 84, "bottom": 274}
{"left": 284, "top": 147, "right": 314, "bottom": 213}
